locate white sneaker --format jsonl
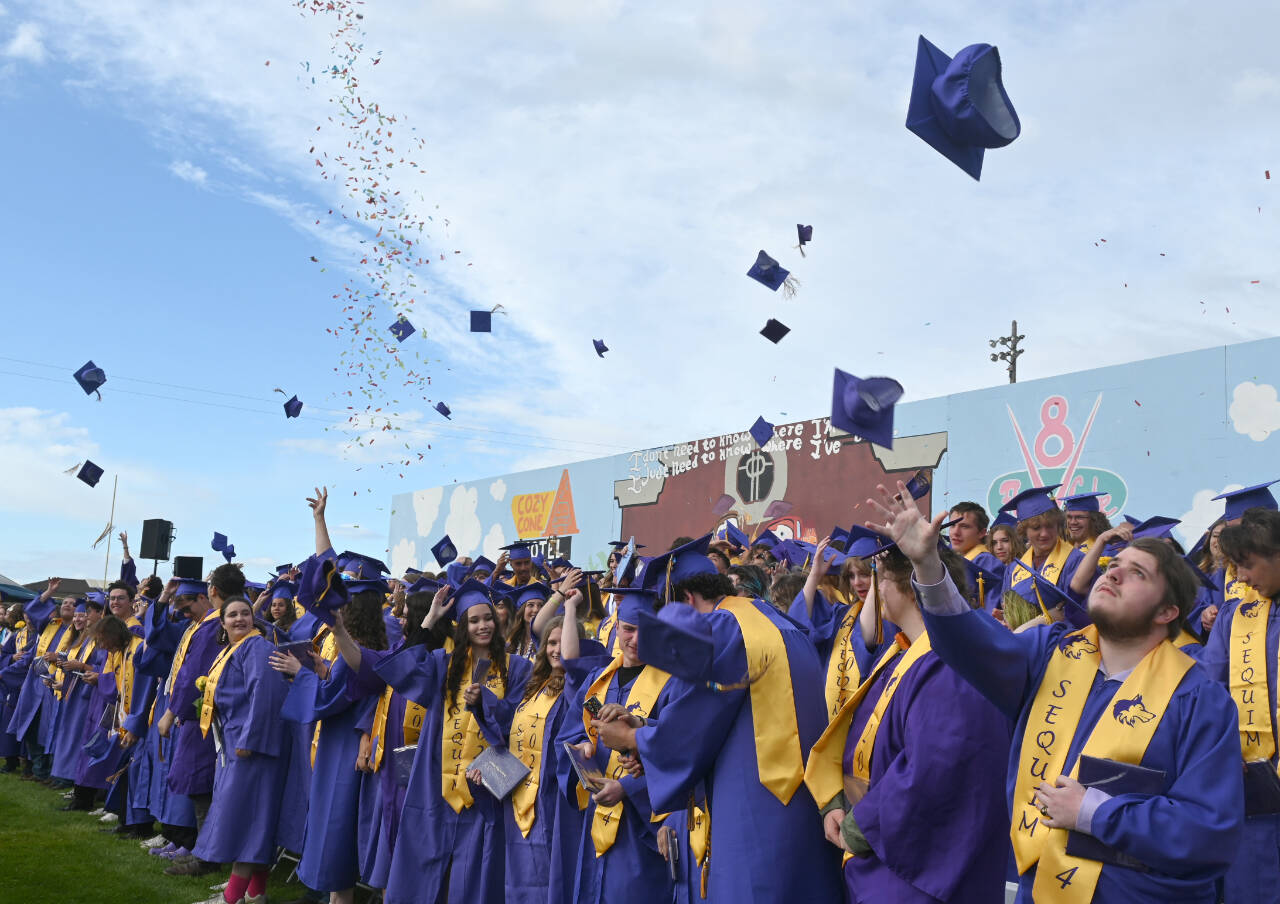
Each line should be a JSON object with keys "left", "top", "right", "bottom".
{"left": 99, "top": 812, "right": 118, "bottom": 824}
{"left": 192, "top": 895, "right": 238, "bottom": 904}
{"left": 139, "top": 833, "right": 167, "bottom": 849}
{"left": 62, "top": 790, "right": 74, "bottom": 800}
{"left": 244, "top": 894, "right": 265, "bottom": 904}
{"left": 88, "top": 807, "right": 105, "bottom": 817}
{"left": 209, "top": 881, "right": 229, "bottom": 891}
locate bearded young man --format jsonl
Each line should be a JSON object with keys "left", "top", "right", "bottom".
{"left": 868, "top": 481, "right": 1242, "bottom": 903}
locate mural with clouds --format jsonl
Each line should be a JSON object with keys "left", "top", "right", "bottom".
{"left": 388, "top": 337, "right": 1280, "bottom": 575}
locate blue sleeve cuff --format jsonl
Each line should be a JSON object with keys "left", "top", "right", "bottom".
{"left": 1076, "top": 786, "right": 1111, "bottom": 835}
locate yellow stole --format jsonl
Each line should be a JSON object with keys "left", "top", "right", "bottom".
{"left": 200, "top": 630, "right": 261, "bottom": 738}
{"left": 1228, "top": 596, "right": 1276, "bottom": 763}
{"left": 104, "top": 636, "right": 142, "bottom": 718}
{"left": 52, "top": 633, "right": 95, "bottom": 694}
{"left": 370, "top": 685, "right": 394, "bottom": 771}
{"left": 689, "top": 803, "right": 710, "bottom": 888}
{"left": 166, "top": 610, "right": 220, "bottom": 695}
{"left": 1012, "top": 539, "right": 1074, "bottom": 588}
{"left": 403, "top": 701, "right": 426, "bottom": 745}
{"left": 584, "top": 657, "right": 671, "bottom": 855}
{"left": 1010, "top": 626, "right": 1191, "bottom": 902}
{"left": 35, "top": 618, "right": 64, "bottom": 659}
{"left": 12, "top": 625, "right": 30, "bottom": 656}
{"left": 1224, "top": 562, "right": 1262, "bottom": 605}
{"left": 716, "top": 596, "right": 805, "bottom": 803}
{"left": 846, "top": 633, "right": 933, "bottom": 800}
{"left": 509, "top": 681, "right": 562, "bottom": 836}
{"left": 824, "top": 601, "right": 865, "bottom": 721}
{"left": 441, "top": 651, "right": 508, "bottom": 813}
{"left": 964, "top": 543, "right": 992, "bottom": 560}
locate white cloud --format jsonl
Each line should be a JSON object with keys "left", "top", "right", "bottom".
{"left": 4, "top": 22, "right": 45, "bottom": 63}
{"left": 1232, "top": 69, "right": 1280, "bottom": 104}
{"left": 168, "top": 159, "right": 207, "bottom": 186}
{"left": 481, "top": 522, "right": 506, "bottom": 560}
{"left": 412, "top": 486, "right": 444, "bottom": 537}
{"left": 1229, "top": 381, "right": 1280, "bottom": 441}
{"left": 444, "top": 485, "right": 482, "bottom": 557}
{"left": 489, "top": 478, "right": 507, "bottom": 502}
{"left": 389, "top": 536, "right": 416, "bottom": 577}
{"left": 1176, "top": 484, "right": 1242, "bottom": 548}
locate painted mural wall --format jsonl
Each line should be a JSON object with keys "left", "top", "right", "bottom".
{"left": 387, "top": 337, "right": 1280, "bottom": 575}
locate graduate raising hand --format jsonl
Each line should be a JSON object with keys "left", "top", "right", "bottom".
{"left": 864, "top": 481, "right": 951, "bottom": 582}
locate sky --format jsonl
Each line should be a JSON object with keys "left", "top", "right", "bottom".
{"left": 0, "top": 0, "right": 1276, "bottom": 585}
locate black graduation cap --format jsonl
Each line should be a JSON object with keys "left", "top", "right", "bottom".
{"left": 796, "top": 224, "right": 813, "bottom": 257}
{"left": 73, "top": 361, "right": 106, "bottom": 399}
{"left": 470, "top": 310, "right": 492, "bottom": 332}
{"left": 389, "top": 316, "right": 416, "bottom": 342}
{"left": 760, "top": 319, "right": 790, "bottom": 344}
{"left": 284, "top": 395, "right": 303, "bottom": 418}
{"left": 77, "top": 461, "right": 104, "bottom": 487}
{"left": 593, "top": 339, "right": 608, "bottom": 358}
{"left": 435, "top": 401, "right": 451, "bottom": 419}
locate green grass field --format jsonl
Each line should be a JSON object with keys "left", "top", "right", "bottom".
{"left": 0, "top": 772, "right": 310, "bottom": 904}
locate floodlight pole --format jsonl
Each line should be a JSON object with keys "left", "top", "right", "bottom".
{"left": 989, "top": 320, "right": 1025, "bottom": 384}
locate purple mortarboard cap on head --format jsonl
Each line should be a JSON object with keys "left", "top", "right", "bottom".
{"left": 1063, "top": 492, "right": 1104, "bottom": 513}
{"left": 641, "top": 535, "right": 717, "bottom": 600}
{"left": 445, "top": 561, "right": 469, "bottom": 589}
{"left": 1122, "top": 515, "right": 1141, "bottom": 527}
{"left": 906, "top": 35, "right": 1021, "bottom": 181}
{"left": 389, "top": 316, "right": 416, "bottom": 342}
{"left": 747, "top": 251, "right": 790, "bottom": 292}
{"left": 284, "top": 395, "right": 303, "bottom": 418}
{"left": 712, "top": 494, "right": 735, "bottom": 518}
{"left": 434, "top": 401, "right": 451, "bottom": 419}
{"left": 77, "top": 461, "right": 104, "bottom": 487}
{"left": 431, "top": 535, "right": 457, "bottom": 567}
{"left": 211, "top": 533, "right": 229, "bottom": 552}
{"left": 750, "top": 416, "right": 775, "bottom": 448}
{"left": 271, "top": 581, "right": 298, "bottom": 600}
{"left": 759, "top": 319, "right": 790, "bottom": 344}
{"left": 407, "top": 576, "right": 442, "bottom": 596}
{"left": 998, "top": 484, "right": 1063, "bottom": 522}
{"left": 609, "top": 586, "right": 660, "bottom": 625}
{"left": 593, "top": 339, "right": 608, "bottom": 358}
{"left": 515, "top": 582, "right": 550, "bottom": 606}
{"left": 73, "top": 361, "right": 107, "bottom": 397}
{"left": 753, "top": 529, "right": 783, "bottom": 550}
{"left": 831, "top": 370, "right": 903, "bottom": 449}
{"left": 84, "top": 591, "right": 106, "bottom": 609}
{"left": 175, "top": 579, "right": 208, "bottom": 598}
{"left": 500, "top": 541, "right": 533, "bottom": 562}
{"left": 763, "top": 500, "right": 794, "bottom": 520}
{"left": 772, "top": 540, "right": 809, "bottom": 569}
{"left": 470, "top": 310, "right": 492, "bottom": 333}
{"left": 724, "top": 522, "right": 749, "bottom": 550}
{"left": 468, "top": 556, "right": 496, "bottom": 578}
{"left": 346, "top": 554, "right": 389, "bottom": 579}
{"left": 1130, "top": 516, "right": 1181, "bottom": 540}
{"left": 636, "top": 604, "right": 713, "bottom": 683}
{"left": 1213, "top": 480, "right": 1279, "bottom": 522}
{"left": 74, "top": 601, "right": 88, "bottom": 614}
{"left": 991, "top": 511, "right": 1017, "bottom": 528}
{"left": 453, "top": 579, "right": 496, "bottom": 618}
{"left": 829, "top": 527, "right": 851, "bottom": 550}
{"left": 844, "top": 525, "right": 890, "bottom": 560}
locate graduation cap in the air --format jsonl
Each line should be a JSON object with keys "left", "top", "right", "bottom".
{"left": 389, "top": 316, "right": 416, "bottom": 342}
{"left": 747, "top": 250, "right": 798, "bottom": 297}
{"left": 999, "top": 484, "right": 1063, "bottom": 522}
{"left": 284, "top": 395, "right": 303, "bottom": 418}
{"left": 906, "top": 35, "right": 1021, "bottom": 181}
{"left": 608, "top": 539, "right": 646, "bottom": 551}
{"left": 902, "top": 470, "right": 931, "bottom": 501}
{"left": 470, "top": 310, "right": 492, "bottom": 332}
{"left": 212, "top": 533, "right": 230, "bottom": 553}
{"left": 76, "top": 461, "right": 104, "bottom": 487}
{"left": 431, "top": 535, "right": 458, "bottom": 567}
{"left": 831, "top": 370, "right": 903, "bottom": 448}
{"left": 1063, "top": 492, "right": 1104, "bottom": 512}
{"left": 593, "top": 339, "right": 609, "bottom": 358}
{"left": 434, "top": 401, "right": 451, "bottom": 419}
{"left": 760, "top": 319, "right": 791, "bottom": 344}
{"left": 796, "top": 224, "right": 813, "bottom": 257}
{"left": 723, "top": 522, "right": 750, "bottom": 551}
{"left": 73, "top": 361, "right": 107, "bottom": 399}
{"left": 1213, "top": 480, "right": 1279, "bottom": 522}
{"left": 750, "top": 416, "right": 775, "bottom": 448}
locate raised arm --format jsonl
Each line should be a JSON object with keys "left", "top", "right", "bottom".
{"left": 307, "top": 486, "right": 333, "bottom": 557}
{"left": 534, "top": 567, "right": 581, "bottom": 640}
{"left": 560, "top": 587, "right": 584, "bottom": 661}
{"left": 801, "top": 537, "right": 833, "bottom": 618}
{"left": 1069, "top": 523, "right": 1132, "bottom": 596}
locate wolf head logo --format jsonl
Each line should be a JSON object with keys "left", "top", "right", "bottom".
{"left": 1112, "top": 694, "right": 1156, "bottom": 726}
{"left": 1060, "top": 634, "right": 1099, "bottom": 660}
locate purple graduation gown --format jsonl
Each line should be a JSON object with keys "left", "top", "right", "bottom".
{"left": 355, "top": 651, "right": 408, "bottom": 888}
{"left": 282, "top": 648, "right": 387, "bottom": 892}
{"left": 840, "top": 644, "right": 1011, "bottom": 902}
{"left": 115, "top": 642, "right": 159, "bottom": 825}
{"left": 166, "top": 616, "right": 223, "bottom": 797}
{"left": 1001, "top": 545, "right": 1090, "bottom": 627}
{"left": 0, "top": 626, "right": 35, "bottom": 757}
{"left": 136, "top": 602, "right": 196, "bottom": 828}
{"left": 274, "top": 617, "right": 319, "bottom": 855}
{"left": 50, "top": 642, "right": 107, "bottom": 781}
{"left": 557, "top": 656, "right": 677, "bottom": 904}
{"left": 1200, "top": 592, "right": 1280, "bottom": 902}
{"left": 373, "top": 645, "right": 532, "bottom": 904}
{"left": 634, "top": 600, "right": 843, "bottom": 903}
{"left": 923, "top": 574, "right": 1243, "bottom": 902}
{"left": 193, "top": 634, "right": 290, "bottom": 864}
{"left": 7, "top": 597, "right": 63, "bottom": 749}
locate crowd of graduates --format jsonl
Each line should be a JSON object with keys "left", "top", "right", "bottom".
{"left": 1, "top": 475, "right": 1278, "bottom": 904}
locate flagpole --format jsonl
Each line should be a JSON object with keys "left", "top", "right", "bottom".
{"left": 102, "top": 475, "right": 118, "bottom": 589}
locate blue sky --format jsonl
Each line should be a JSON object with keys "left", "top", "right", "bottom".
{"left": 1, "top": 0, "right": 1277, "bottom": 584}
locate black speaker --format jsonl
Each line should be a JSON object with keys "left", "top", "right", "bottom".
{"left": 173, "top": 556, "right": 204, "bottom": 580}
{"left": 140, "top": 519, "right": 174, "bottom": 561}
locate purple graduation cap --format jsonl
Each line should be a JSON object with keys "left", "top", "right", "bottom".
{"left": 1063, "top": 492, "right": 1104, "bottom": 512}
{"left": 434, "top": 401, "right": 451, "bottom": 419}
{"left": 903, "top": 469, "right": 931, "bottom": 500}
{"left": 593, "top": 339, "right": 608, "bottom": 358}
{"left": 759, "top": 319, "right": 790, "bottom": 344}
{"left": 221, "top": 544, "right": 236, "bottom": 563}
{"left": 470, "top": 310, "right": 492, "bottom": 332}
{"left": 211, "top": 532, "right": 230, "bottom": 552}
{"left": 76, "top": 461, "right": 104, "bottom": 487}
{"left": 906, "top": 35, "right": 1021, "bottom": 181}
{"left": 73, "top": 361, "right": 107, "bottom": 398}
{"left": 389, "top": 316, "right": 416, "bottom": 342}
{"left": 747, "top": 250, "right": 797, "bottom": 297}
{"left": 998, "top": 484, "right": 1064, "bottom": 522}
{"left": 431, "top": 534, "right": 458, "bottom": 567}
{"left": 749, "top": 416, "right": 775, "bottom": 448}
{"left": 830, "top": 369, "right": 904, "bottom": 448}
{"left": 1213, "top": 480, "right": 1279, "bottom": 522}
{"left": 796, "top": 224, "right": 813, "bottom": 257}
{"left": 1129, "top": 516, "right": 1180, "bottom": 540}
{"left": 284, "top": 395, "right": 303, "bottom": 418}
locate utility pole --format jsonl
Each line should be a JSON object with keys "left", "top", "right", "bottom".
{"left": 989, "top": 319, "right": 1025, "bottom": 384}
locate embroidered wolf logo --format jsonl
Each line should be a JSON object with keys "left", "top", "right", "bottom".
{"left": 1239, "top": 599, "right": 1263, "bottom": 618}
{"left": 1113, "top": 694, "right": 1156, "bottom": 726}
{"left": 1060, "top": 634, "right": 1099, "bottom": 660}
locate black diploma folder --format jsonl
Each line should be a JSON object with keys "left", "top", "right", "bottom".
{"left": 1064, "top": 755, "right": 1165, "bottom": 872}
{"left": 1244, "top": 760, "right": 1280, "bottom": 817}
{"left": 469, "top": 745, "right": 531, "bottom": 800}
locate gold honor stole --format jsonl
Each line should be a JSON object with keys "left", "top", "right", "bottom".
{"left": 716, "top": 596, "right": 805, "bottom": 803}
{"left": 167, "top": 610, "right": 221, "bottom": 696}
{"left": 1224, "top": 562, "right": 1263, "bottom": 606}
{"left": 1010, "top": 540, "right": 1075, "bottom": 617}
{"left": 54, "top": 635, "right": 98, "bottom": 697}
{"left": 825, "top": 601, "right": 865, "bottom": 721}
{"left": 106, "top": 636, "right": 143, "bottom": 720}
{"left": 199, "top": 630, "right": 261, "bottom": 738}
{"left": 584, "top": 657, "right": 671, "bottom": 855}
{"left": 510, "top": 681, "right": 562, "bottom": 836}
{"left": 35, "top": 618, "right": 63, "bottom": 659}
{"left": 1011, "top": 626, "right": 1191, "bottom": 902}
{"left": 964, "top": 544, "right": 992, "bottom": 560}
{"left": 1228, "top": 595, "right": 1276, "bottom": 763}
{"left": 403, "top": 700, "right": 426, "bottom": 745}
{"left": 442, "top": 652, "right": 509, "bottom": 813}
{"left": 370, "top": 685, "right": 394, "bottom": 771}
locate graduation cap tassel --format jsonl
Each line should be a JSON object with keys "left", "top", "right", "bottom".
{"left": 1031, "top": 581, "right": 1052, "bottom": 623}
{"left": 781, "top": 275, "right": 800, "bottom": 300}
{"left": 871, "top": 565, "right": 884, "bottom": 646}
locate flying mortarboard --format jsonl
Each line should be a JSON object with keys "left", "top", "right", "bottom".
{"left": 759, "top": 318, "right": 791, "bottom": 344}
{"left": 831, "top": 370, "right": 903, "bottom": 448}
{"left": 284, "top": 395, "right": 303, "bottom": 418}
{"left": 593, "top": 339, "right": 608, "bottom": 358}
{"left": 724, "top": 522, "right": 749, "bottom": 551}
{"left": 431, "top": 535, "right": 458, "bottom": 566}
{"left": 747, "top": 251, "right": 798, "bottom": 297}
{"left": 211, "top": 533, "right": 230, "bottom": 552}
{"left": 796, "top": 224, "right": 813, "bottom": 257}
{"left": 608, "top": 540, "right": 646, "bottom": 551}
{"left": 77, "top": 461, "right": 104, "bottom": 487}
{"left": 389, "top": 316, "right": 416, "bottom": 342}
{"left": 903, "top": 470, "right": 931, "bottom": 501}
{"left": 470, "top": 310, "right": 492, "bottom": 332}
{"left": 435, "top": 401, "right": 451, "bottom": 419}
{"left": 750, "top": 416, "right": 775, "bottom": 448}
{"left": 1063, "top": 492, "right": 1105, "bottom": 513}
{"left": 73, "top": 361, "right": 107, "bottom": 399}
{"left": 1213, "top": 480, "right": 1279, "bottom": 522}
{"left": 999, "top": 484, "right": 1063, "bottom": 522}
{"left": 906, "top": 35, "right": 1021, "bottom": 181}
